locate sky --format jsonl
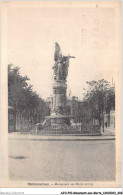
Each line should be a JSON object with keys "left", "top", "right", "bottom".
{"left": 5, "top": 1, "right": 117, "bottom": 100}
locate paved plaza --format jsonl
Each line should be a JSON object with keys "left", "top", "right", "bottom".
{"left": 9, "top": 133, "right": 115, "bottom": 181}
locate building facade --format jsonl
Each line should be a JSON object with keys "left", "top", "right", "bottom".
{"left": 8, "top": 106, "right": 16, "bottom": 132}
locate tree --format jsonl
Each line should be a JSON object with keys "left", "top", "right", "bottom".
{"left": 8, "top": 64, "right": 50, "bottom": 130}
{"left": 83, "top": 79, "right": 115, "bottom": 126}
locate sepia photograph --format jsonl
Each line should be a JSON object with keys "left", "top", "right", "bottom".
{"left": 1, "top": 1, "right": 121, "bottom": 188}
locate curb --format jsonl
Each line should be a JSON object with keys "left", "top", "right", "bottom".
{"left": 9, "top": 136, "right": 115, "bottom": 141}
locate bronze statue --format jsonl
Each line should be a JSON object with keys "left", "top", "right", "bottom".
{"left": 53, "top": 42, "right": 75, "bottom": 81}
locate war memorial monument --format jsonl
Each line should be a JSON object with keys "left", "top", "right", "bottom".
{"left": 35, "top": 42, "right": 100, "bottom": 135}
{"left": 46, "top": 43, "right": 75, "bottom": 129}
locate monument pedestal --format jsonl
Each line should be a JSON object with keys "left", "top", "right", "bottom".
{"left": 48, "top": 79, "right": 70, "bottom": 129}
{"left": 46, "top": 115, "right": 71, "bottom": 129}
{"left": 45, "top": 43, "right": 75, "bottom": 132}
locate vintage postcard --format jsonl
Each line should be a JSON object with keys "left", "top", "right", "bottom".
{"left": 1, "top": 1, "right": 122, "bottom": 188}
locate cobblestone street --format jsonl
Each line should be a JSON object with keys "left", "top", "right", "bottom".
{"left": 9, "top": 137, "right": 115, "bottom": 181}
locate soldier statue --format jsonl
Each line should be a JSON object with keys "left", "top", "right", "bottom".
{"left": 52, "top": 42, "right": 75, "bottom": 81}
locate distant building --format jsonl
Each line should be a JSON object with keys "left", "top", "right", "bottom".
{"left": 103, "top": 109, "right": 115, "bottom": 130}
{"left": 110, "top": 109, "right": 115, "bottom": 129}
{"left": 103, "top": 82, "right": 115, "bottom": 131}
{"left": 8, "top": 106, "right": 16, "bottom": 132}
{"left": 67, "top": 96, "right": 83, "bottom": 122}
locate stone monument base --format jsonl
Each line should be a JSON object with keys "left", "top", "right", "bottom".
{"left": 46, "top": 115, "right": 71, "bottom": 129}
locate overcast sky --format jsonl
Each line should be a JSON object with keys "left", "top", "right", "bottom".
{"left": 6, "top": 2, "right": 116, "bottom": 100}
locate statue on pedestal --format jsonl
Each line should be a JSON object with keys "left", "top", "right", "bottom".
{"left": 52, "top": 42, "right": 75, "bottom": 81}
{"left": 50, "top": 42, "right": 75, "bottom": 126}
